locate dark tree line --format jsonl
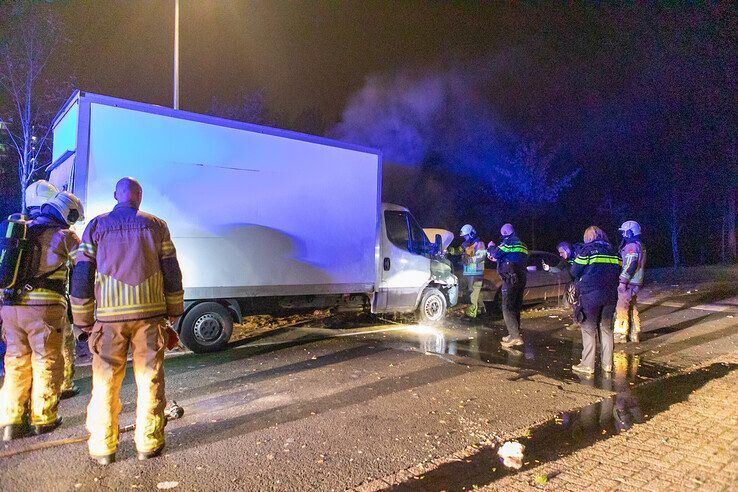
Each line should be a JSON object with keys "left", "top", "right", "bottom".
{"left": 335, "top": 4, "right": 737, "bottom": 267}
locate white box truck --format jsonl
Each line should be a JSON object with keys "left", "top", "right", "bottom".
{"left": 48, "top": 91, "right": 458, "bottom": 352}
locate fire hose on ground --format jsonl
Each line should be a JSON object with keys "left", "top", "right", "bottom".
{"left": 0, "top": 401, "right": 184, "bottom": 459}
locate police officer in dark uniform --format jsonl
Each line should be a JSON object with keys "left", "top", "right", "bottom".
{"left": 488, "top": 223, "right": 529, "bottom": 348}
{"left": 569, "top": 226, "right": 622, "bottom": 375}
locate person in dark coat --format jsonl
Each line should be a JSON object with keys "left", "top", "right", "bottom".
{"left": 569, "top": 226, "right": 622, "bottom": 375}
{"left": 488, "top": 223, "right": 529, "bottom": 348}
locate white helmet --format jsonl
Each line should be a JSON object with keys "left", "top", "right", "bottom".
{"left": 25, "top": 180, "right": 58, "bottom": 208}
{"left": 46, "top": 191, "right": 84, "bottom": 225}
{"left": 500, "top": 223, "right": 515, "bottom": 237}
{"left": 460, "top": 224, "right": 475, "bottom": 237}
{"left": 619, "top": 220, "right": 641, "bottom": 238}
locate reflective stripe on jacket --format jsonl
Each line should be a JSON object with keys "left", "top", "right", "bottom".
{"left": 491, "top": 235, "right": 529, "bottom": 269}
{"left": 570, "top": 240, "right": 621, "bottom": 303}
{"left": 462, "top": 238, "right": 486, "bottom": 276}
{"left": 70, "top": 204, "right": 184, "bottom": 326}
{"left": 12, "top": 215, "right": 79, "bottom": 308}
{"left": 619, "top": 239, "right": 646, "bottom": 286}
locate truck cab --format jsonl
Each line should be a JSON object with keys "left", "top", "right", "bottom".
{"left": 373, "top": 204, "right": 458, "bottom": 322}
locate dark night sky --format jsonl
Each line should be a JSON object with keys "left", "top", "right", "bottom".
{"left": 50, "top": 1, "right": 556, "bottom": 123}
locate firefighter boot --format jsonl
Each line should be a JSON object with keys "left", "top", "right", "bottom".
{"left": 629, "top": 307, "right": 641, "bottom": 343}
{"left": 60, "top": 321, "right": 79, "bottom": 399}
{"left": 613, "top": 315, "right": 629, "bottom": 344}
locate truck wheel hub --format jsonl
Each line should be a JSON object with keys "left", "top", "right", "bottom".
{"left": 193, "top": 314, "right": 223, "bottom": 343}
{"left": 423, "top": 296, "right": 443, "bottom": 320}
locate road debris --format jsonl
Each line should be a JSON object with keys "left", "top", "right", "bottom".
{"left": 497, "top": 441, "right": 525, "bottom": 469}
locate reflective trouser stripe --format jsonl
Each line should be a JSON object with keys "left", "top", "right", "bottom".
{"left": 86, "top": 318, "right": 167, "bottom": 456}
{"left": 0, "top": 305, "right": 66, "bottom": 426}
{"left": 615, "top": 285, "right": 640, "bottom": 335}
{"left": 61, "top": 320, "right": 76, "bottom": 391}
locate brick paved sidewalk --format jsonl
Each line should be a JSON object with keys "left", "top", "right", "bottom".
{"left": 486, "top": 368, "right": 738, "bottom": 491}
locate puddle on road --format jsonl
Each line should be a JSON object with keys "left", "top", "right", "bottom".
{"left": 390, "top": 324, "right": 672, "bottom": 390}
{"left": 390, "top": 362, "right": 738, "bottom": 491}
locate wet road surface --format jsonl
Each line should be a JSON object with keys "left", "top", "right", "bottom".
{"left": 0, "top": 280, "right": 736, "bottom": 491}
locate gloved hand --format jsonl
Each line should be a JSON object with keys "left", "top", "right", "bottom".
{"left": 166, "top": 326, "right": 180, "bottom": 350}
{"left": 73, "top": 324, "right": 92, "bottom": 342}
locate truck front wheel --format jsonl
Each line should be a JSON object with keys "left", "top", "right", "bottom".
{"left": 179, "top": 302, "right": 233, "bottom": 353}
{"left": 416, "top": 287, "right": 447, "bottom": 324}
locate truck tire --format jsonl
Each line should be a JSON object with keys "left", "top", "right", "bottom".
{"left": 415, "top": 287, "right": 447, "bottom": 324}
{"left": 179, "top": 302, "right": 233, "bottom": 353}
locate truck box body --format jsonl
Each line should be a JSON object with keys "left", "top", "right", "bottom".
{"left": 49, "top": 91, "right": 381, "bottom": 300}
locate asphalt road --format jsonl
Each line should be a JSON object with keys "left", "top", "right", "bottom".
{"left": 0, "top": 278, "right": 736, "bottom": 491}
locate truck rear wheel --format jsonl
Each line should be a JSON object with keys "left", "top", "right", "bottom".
{"left": 180, "top": 302, "right": 233, "bottom": 353}
{"left": 416, "top": 287, "right": 447, "bottom": 324}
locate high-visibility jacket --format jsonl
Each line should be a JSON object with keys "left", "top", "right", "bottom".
{"left": 491, "top": 234, "right": 529, "bottom": 279}
{"left": 462, "top": 237, "right": 486, "bottom": 276}
{"left": 619, "top": 237, "right": 646, "bottom": 287}
{"left": 70, "top": 204, "right": 184, "bottom": 327}
{"left": 7, "top": 214, "right": 79, "bottom": 308}
{"left": 570, "top": 240, "right": 622, "bottom": 304}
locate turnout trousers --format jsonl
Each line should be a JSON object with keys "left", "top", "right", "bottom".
{"left": 615, "top": 285, "right": 640, "bottom": 338}
{"left": 579, "top": 301, "right": 615, "bottom": 370}
{"left": 61, "top": 318, "right": 76, "bottom": 391}
{"left": 0, "top": 305, "right": 66, "bottom": 426}
{"left": 86, "top": 317, "right": 167, "bottom": 457}
{"left": 465, "top": 276, "right": 484, "bottom": 318}
{"left": 501, "top": 280, "right": 525, "bottom": 339}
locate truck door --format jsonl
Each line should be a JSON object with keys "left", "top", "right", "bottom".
{"left": 378, "top": 210, "right": 432, "bottom": 310}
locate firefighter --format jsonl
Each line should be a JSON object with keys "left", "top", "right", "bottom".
{"left": 569, "top": 226, "right": 622, "bottom": 375}
{"left": 27, "top": 181, "right": 79, "bottom": 397}
{"left": 488, "top": 223, "right": 528, "bottom": 347}
{"left": 459, "top": 224, "right": 486, "bottom": 319}
{"left": 71, "top": 177, "right": 184, "bottom": 465}
{"left": 615, "top": 220, "right": 647, "bottom": 343}
{"left": 0, "top": 191, "right": 83, "bottom": 441}
{"left": 20, "top": 181, "right": 79, "bottom": 398}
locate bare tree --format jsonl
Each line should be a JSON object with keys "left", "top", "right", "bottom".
{"left": 0, "top": 2, "right": 65, "bottom": 212}
{"left": 492, "top": 139, "right": 579, "bottom": 249}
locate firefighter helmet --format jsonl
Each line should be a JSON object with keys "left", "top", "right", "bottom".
{"left": 460, "top": 224, "right": 475, "bottom": 237}
{"left": 25, "top": 180, "right": 59, "bottom": 209}
{"left": 500, "top": 223, "right": 515, "bottom": 237}
{"left": 619, "top": 220, "right": 641, "bottom": 238}
{"left": 46, "top": 191, "right": 84, "bottom": 225}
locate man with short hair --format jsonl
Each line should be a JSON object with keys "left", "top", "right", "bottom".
{"left": 71, "top": 177, "right": 184, "bottom": 465}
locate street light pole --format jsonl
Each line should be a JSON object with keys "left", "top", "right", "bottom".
{"left": 173, "top": 0, "right": 180, "bottom": 109}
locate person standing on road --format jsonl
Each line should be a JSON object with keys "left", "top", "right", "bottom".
{"left": 569, "top": 226, "right": 622, "bottom": 375}
{"left": 0, "top": 191, "right": 83, "bottom": 441}
{"left": 460, "top": 224, "right": 486, "bottom": 319}
{"left": 71, "top": 177, "right": 184, "bottom": 465}
{"left": 488, "top": 223, "right": 528, "bottom": 348}
{"left": 11, "top": 181, "right": 79, "bottom": 399}
{"left": 615, "top": 221, "right": 647, "bottom": 343}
